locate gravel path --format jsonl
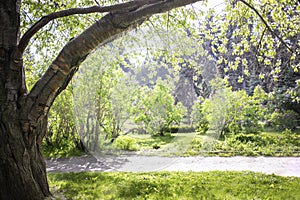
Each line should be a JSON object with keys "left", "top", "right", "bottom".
{"left": 46, "top": 155, "right": 300, "bottom": 177}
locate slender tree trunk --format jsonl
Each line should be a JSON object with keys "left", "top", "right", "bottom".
{"left": 0, "top": 1, "right": 51, "bottom": 199}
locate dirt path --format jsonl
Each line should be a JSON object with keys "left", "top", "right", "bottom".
{"left": 46, "top": 155, "right": 300, "bottom": 177}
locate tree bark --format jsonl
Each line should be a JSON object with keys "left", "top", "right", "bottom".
{"left": 0, "top": 0, "right": 51, "bottom": 199}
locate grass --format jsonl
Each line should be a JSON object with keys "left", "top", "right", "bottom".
{"left": 129, "top": 132, "right": 197, "bottom": 156}
{"left": 43, "top": 128, "right": 300, "bottom": 158}
{"left": 202, "top": 130, "right": 300, "bottom": 157}
{"left": 117, "top": 129, "right": 300, "bottom": 157}
{"left": 48, "top": 171, "right": 300, "bottom": 200}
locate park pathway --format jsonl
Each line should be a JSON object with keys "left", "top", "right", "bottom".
{"left": 46, "top": 155, "right": 300, "bottom": 177}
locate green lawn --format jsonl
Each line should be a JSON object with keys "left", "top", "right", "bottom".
{"left": 131, "top": 132, "right": 198, "bottom": 156}
{"left": 116, "top": 129, "right": 300, "bottom": 157}
{"left": 48, "top": 171, "right": 300, "bottom": 200}
{"left": 43, "top": 129, "right": 300, "bottom": 158}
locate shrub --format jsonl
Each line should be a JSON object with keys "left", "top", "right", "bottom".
{"left": 279, "top": 129, "right": 300, "bottom": 146}
{"left": 192, "top": 81, "right": 266, "bottom": 138}
{"left": 228, "top": 134, "right": 274, "bottom": 146}
{"left": 132, "top": 80, "right": 186, "bottom": 136}
{"left": 152, "top": 143, "right": 161, "bottom": 149}
{"left": 113, "top": 136, "right": 139, "bottom": 151}
{"left": 269, "top": 110, "right": 298, "bottom": 131}
{"left": 191, "top": 98, "right": 210, "bottom": 134}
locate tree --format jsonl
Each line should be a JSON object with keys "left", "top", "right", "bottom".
{"left": 132, "top": 79, "right": 186, "bottom": 135}
{"left": 0, "top": 0, "right": 202, "bottom": 199}
{"left": 196, "top": 0, "right": 300, "bottom": 112}
{"left": 197, "top": 78, "right": 266, "bottom": 138}
{"left": 73, "top": 49, "right": 139, "bottom": 150}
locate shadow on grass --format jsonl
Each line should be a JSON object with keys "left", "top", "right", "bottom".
{"left": 48, "top": 171, "right": 300, "bottom": 200}
{"left": 135, "top": 134, "right": 175, "bottom": 149}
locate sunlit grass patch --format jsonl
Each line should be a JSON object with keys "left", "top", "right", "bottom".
{"left": 48, "top": 171, "right": 300, "bottom": 200}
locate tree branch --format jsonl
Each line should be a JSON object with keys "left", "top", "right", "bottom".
{"left": 22, "top": 0, "right": 203, "bottom": 127}
{"left": 17, "top": 0, "right": 162, "bottom": 57}
{"left": 238, "top": 0, "right": 293, "bottom": 52}
{"left": 255, "top": 27, "right": 266, "bottom": 58}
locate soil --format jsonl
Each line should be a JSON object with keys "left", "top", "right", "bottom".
{"left": 46, "top": 155, "right": 300, "bottom": 177}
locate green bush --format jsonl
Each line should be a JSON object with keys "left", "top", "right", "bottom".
{"left": 189, "top": 130, "right": 300, "bottom": 157}
{"left": 43, "top": 86, "right": 84, "bottom": 158}
{"left": 42, "top": 135, "right": 83, "bottom": 158}
{"left": 279, "top": 129, "right": 300, "bottom": 146}
{"left": 269, "top": 110, "right": 298, "bottom": 131}
{"left": 132, "top": 80, "right": 186, "bottom": 136}
{"left": 191, "top": 98, "right": 209, "bottom": 134}
{"left": 227, "top": 134, "right": 274, "bottom": 146}
{"left": 192, "top": 82, "right": 266, "bottom": 138}
{"left": 113, "top": 135, "right": 139, "bottom": 151}
{"left": 152, "top": 143, "right": 161, "bottom": 149}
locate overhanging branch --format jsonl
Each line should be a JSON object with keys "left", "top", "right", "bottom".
{"left": 17, "top": 0, "right": 162, "bottom": 57}
{"left": 239, "top": 0, "right": 293, "bottom": 53}
{"left": 23, "top": 0, "right": 203, "bottom": 126}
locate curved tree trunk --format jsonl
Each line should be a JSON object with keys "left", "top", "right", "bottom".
{"left": 0, "top": 0, "right": 201, "bottom": 199}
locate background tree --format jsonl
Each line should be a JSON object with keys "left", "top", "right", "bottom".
{"left": 132, "top": 79, "right": 186, "bottom": 135}
{"left": 196, "top": 79, "right": 266, "bottom": 138}
{"left": 196, "top": 0, "right": 300, "bottom": 114}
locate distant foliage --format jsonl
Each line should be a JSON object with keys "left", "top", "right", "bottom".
{"left": 191, "top": 98, "right": 209, "bottom": 134}
{"left": 192, "top": 79, "right": 266, "bottom": 137}
{"left": 268, "top": 110, "right": 298, "bottom": 131}
{"left": 43, "top": 86, "right": 84, "bottom": 158}
{"left": 189, "top": 130, "right": 300, "bottom": 157}
{"left": 132, "top": 80, "right": 186, "bottom": 136}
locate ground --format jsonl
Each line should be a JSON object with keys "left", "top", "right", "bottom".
{"left": 46, "top": 155, "right": 300, "bottom": 177}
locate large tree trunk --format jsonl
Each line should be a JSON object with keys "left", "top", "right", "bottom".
{"left": 0, "top": 1, "right": 51, "bottom": 199}
{"left": 0, "top": 0, "right": 201, "bottom": 199}
{"left": 0, "top": 117, "right": 51, "bottom": 199}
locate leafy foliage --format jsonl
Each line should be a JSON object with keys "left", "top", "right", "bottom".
{"left": 191, "top": 0, "right": 300, "bottom": 115}
{"left": 113, "top": 135, "right": 139, "bottom": 151}
{"left": 23, "top": 0, "right": 299, "bottom": 158}
{"left": 42, "top": 85, "right": 84, "bottom": 158}
{"left": 191, "top": 97, "right": 209, "bottom": 134}
{"left": 189, "top": 130, "right": 300, "bottom": 157}
{"left": 268, "top": 110, "right": 298, "bottom": 131}
{"left": 132, "top": 80, "right": 186, "bottom": 136}
{"left": 192, "top": 79, "right": 266, "bottom": 138}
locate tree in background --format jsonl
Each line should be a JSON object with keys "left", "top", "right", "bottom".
{"left": 133, "top": 79, "right": 186, "bottom": 135}
{"left": 193, "top": 78, "right": 267, "bottom": 138}
{"left": 197, "top": 0, "right": 300, "bottom": 114}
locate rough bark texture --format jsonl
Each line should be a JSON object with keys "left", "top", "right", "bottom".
{"left": 0, "top": 0, "right": 51, "bottom": 199}
{"left": 0, "top": 0, "right": 202, "bottom": 199}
